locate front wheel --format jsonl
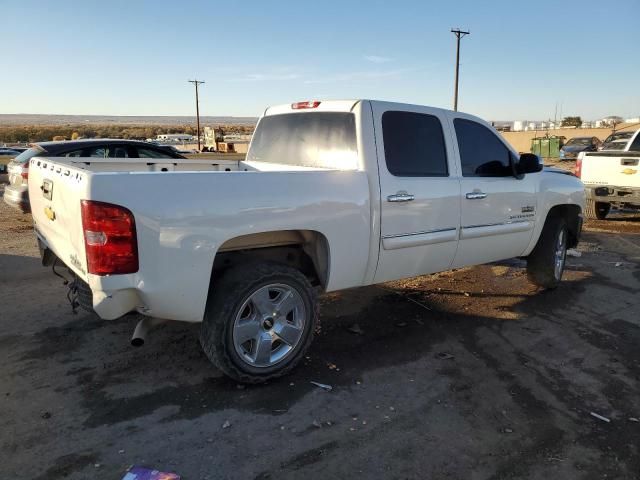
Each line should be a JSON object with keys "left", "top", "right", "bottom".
{"left": 200, "top": 262, "right": 318, "bottom": 383}
{"left": 527, "top": 216, "right": 568, "bottom": 289}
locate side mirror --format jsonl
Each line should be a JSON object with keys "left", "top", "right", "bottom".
{"left": 516, "top": 153, "right": 543, "bottom": 175}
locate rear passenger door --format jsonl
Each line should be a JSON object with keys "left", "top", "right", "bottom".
{"left": 449, "top": 114, "right": 537, "bottom": 268}
{"left": 373, "top": 105, "right": 461, "bottom": 283}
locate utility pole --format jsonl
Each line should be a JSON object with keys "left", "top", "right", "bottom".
{"left": 451, "top": 28, "right": 470, "bottom": 111}
{"left": 188, "top": 80, "right": 205, "bottom": 151}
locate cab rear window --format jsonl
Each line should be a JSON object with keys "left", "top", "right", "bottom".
{"left": 247, "top": 112, "right": 358, "bottom": 169}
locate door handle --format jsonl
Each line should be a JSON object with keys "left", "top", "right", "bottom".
{"left": 621, "top": 158, "right": 639, "bottom": 166}
{"left": 466, "top": 192, "right": 487, "bottom": 200}
{"left": 387, "top": 192, "right": 415, "bottom": 203}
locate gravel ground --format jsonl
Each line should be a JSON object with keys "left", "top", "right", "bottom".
{"left": 1, "top": 183, "right": 639, "bottom": 480}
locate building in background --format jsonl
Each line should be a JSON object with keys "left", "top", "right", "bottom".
{"left": 156, "top": 134, "right": 195, "bottom": 142}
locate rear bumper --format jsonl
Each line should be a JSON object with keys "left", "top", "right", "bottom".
{"left": 37, "top": 234, "right": 142, "bottom": 320}
{"left": 3, "top": 184, "right": 30, "bottom": 213}
{"left": 585, "top": 185, "right": 640, "bottom": 205}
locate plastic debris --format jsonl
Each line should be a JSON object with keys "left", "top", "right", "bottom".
{"left": 590, "top": 412, "right": 610, "bottom": 423}
{"left": 503, "top": 428, "right": 513, "bottom": 433}
{"left": 435, "top": 352, "right": 455, "bottom": 360}
{"left": 629, "top": 417, "right": 639, "bottom": 423}
{"left": 312, "top": 420, "right": 322, "bottom": 428}
{"left": 463, "top": 292, "right": 471, "bottom": 297}
{"left": 615, "top": 262, "right": 623, "bottom": 267}
{"left": 566, "top": 249, "right": 582, "bottom": 257}
{"left": 41, "top": 412, "right": 51, "bottom": 419}
{"left": 222, "top": 420, "right": 231, "bottom": 429}
{"left": 310, "top": 381, "right": 333, "bottom": 392}
{"left": 347, "top": 324, "right": 364, "bottom": 335}
{"left": 122, "top": 466, "right": 180, "bottom": 480}
{"left": 396, "top": 322, "right": 408, "bottom": 328}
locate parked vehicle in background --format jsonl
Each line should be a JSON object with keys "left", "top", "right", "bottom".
{"left": 4, "top": 140, "right": 185, "bottom": 213}
{"left": 576, "top": 147, "right": 640, "bottom": 219}
{"left": 29, "top": 100, "right": 584, "bottom": 383}
{"left": 559, "top": 136, "right": 601, "bottom": 160}
{"left": 599, "top": 129, "right": 640, "bottom": 151}
{"left": 0, "top": 147, "right": 23, "bottom": 156}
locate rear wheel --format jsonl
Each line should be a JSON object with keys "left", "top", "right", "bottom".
{"left": 585, "top": 199, "right": 610, "bottom": 220}
{"left": 200, "top": 262, "right": 318, "bottom": 383}
{"left": 527, "top": 215, "right": 568, "bottom": 289}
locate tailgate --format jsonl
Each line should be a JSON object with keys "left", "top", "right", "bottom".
{"left": 581, "top": 153, "right": 640, "bottom": 189}
{"left": 28, "top": 157, "right": 90, "bottom": 281}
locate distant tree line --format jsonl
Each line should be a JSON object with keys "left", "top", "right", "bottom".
{"left": 0, "top": 124, "right": 254, "bottom": 144}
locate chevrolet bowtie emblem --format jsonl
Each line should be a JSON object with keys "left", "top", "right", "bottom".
{"left": 621, "top": 168, "right": 637, "bottom": 175}
{"left": 44, "top": 206, "right": 56, "bottom": 221}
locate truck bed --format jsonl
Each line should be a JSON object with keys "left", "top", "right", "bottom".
{"left": 28, "top": 156, "right": 372, "bottom": 322}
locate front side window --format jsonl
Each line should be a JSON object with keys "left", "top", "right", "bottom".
{"left": 382, "top": 111, "right": 448, "bottom": 177}
{"left": 629, "top": 134, "right": 640, "bottom": 152}
{"left": 110, "top": 146, "right": 130, "bottom": 158}
{"left": 454, "top": 118, "right": 512, "bottom": 177}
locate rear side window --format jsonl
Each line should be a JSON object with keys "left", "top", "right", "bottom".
{"left": 630, "top": 133, "right": 640, "bottom": 152}
{"left": 454, "top": 119, "right": 512, "bottom": 177}
{"left": 87, "top": 147, "right": 108, "bottom": 158}
{"left": 382, "top": 111, "right": 448, "bottom": 176}
{"left": 62, "top": 149, "right": 84, "bottom": 157}
{"left": 137, "top": 147, "right": 174, "bottom": 159}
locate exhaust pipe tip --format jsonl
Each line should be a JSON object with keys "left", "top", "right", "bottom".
{"left": 130, "top": 317, "right": 164, "bottom": 347}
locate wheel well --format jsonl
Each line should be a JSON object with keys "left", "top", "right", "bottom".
{"left": 210, "top": 230, "right": 330, "bottom": 291}
{"left": 546, "top": 204, "right": 582, "bottom": 248}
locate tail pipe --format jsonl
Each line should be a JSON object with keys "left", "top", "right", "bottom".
{"left": 131, "top": 317, "right": 166, "bottom": 347}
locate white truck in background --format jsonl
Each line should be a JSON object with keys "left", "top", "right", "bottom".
{"left": 29, "top": 100, "right": 584, "bottom": 383}
{"left": 577, "top": 128, "right": 640, "bottom": 219}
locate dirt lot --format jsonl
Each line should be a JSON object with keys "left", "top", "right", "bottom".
{"left": 1, "top": 185, "right": 640, "bottom": 480}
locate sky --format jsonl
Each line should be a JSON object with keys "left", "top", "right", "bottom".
{"left": 2, "top": 0, "right": 639, "bottom": 120}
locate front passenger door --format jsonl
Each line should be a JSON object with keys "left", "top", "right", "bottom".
{"left": 450, "top": 115, "right": 538, "bottom": 268}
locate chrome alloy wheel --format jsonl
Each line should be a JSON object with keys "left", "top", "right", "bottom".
{"left": 554, "top": 228, "right": 567, "bottom": 280}
{"left": 232, "top": 283, "right": 306, "bottom": 368}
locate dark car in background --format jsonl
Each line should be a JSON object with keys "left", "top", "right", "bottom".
{"left": 0, "top": 147, "right": 25, "bottom": 156}
{"left": 559, "top": 136, "right": 601, "bottom": 160}
{"left": 4, "top": 139, "right": 185, "bottom": 213}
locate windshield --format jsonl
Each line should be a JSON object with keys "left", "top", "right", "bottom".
{"left": 603, "top": 132, "right": 633, "bottom": 143}
{"left": 565, "top": 138, "right": 591, "bottom": 146}
{"left": 13, "top": 146, "right": 46, "bottom": 164}
{"left": 247, "top": 112, "right": 358, "bottom": 169}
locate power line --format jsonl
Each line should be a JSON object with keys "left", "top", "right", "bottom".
{"left": 188, "top": 80, "right": 205, "bottom": 151}
{"left": 451, "top": 28, "right": 470, "bottom": 112}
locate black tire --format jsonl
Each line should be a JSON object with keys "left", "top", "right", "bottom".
{"left": 200, "top": 262, "right": 318, "bottom": 383}
{"left": 584, "top": 199, "right": 610, "bottom": 220}
{"left": 526, "top": 215, "right": 568, "bottom": 289}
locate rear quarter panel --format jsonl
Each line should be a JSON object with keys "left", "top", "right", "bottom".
{"left": 89, "top": 170, "right": 371, "bottom": 322}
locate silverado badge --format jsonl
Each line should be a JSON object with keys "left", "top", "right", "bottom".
{"left": 621, "top": 168, "right": 637, "bottom": 175}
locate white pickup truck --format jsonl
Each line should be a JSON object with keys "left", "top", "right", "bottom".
{"left": 577, "top": 128, "right": 640, "bottom": 219}
{"left": 29, "top": 100, "right": 584, "bottom": 383}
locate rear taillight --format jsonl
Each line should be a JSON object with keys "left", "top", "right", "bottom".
{"left": 291, "top": 101, "right": 321, "bottom": 109}
{"left": 574, "top": 158, "right": 582, "bottom": 178}
{"left": 80, "top": 200, "right": 138, "bottom": 275}
{"left": 21, "top": 165, "right": 29, "bottom": 180}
